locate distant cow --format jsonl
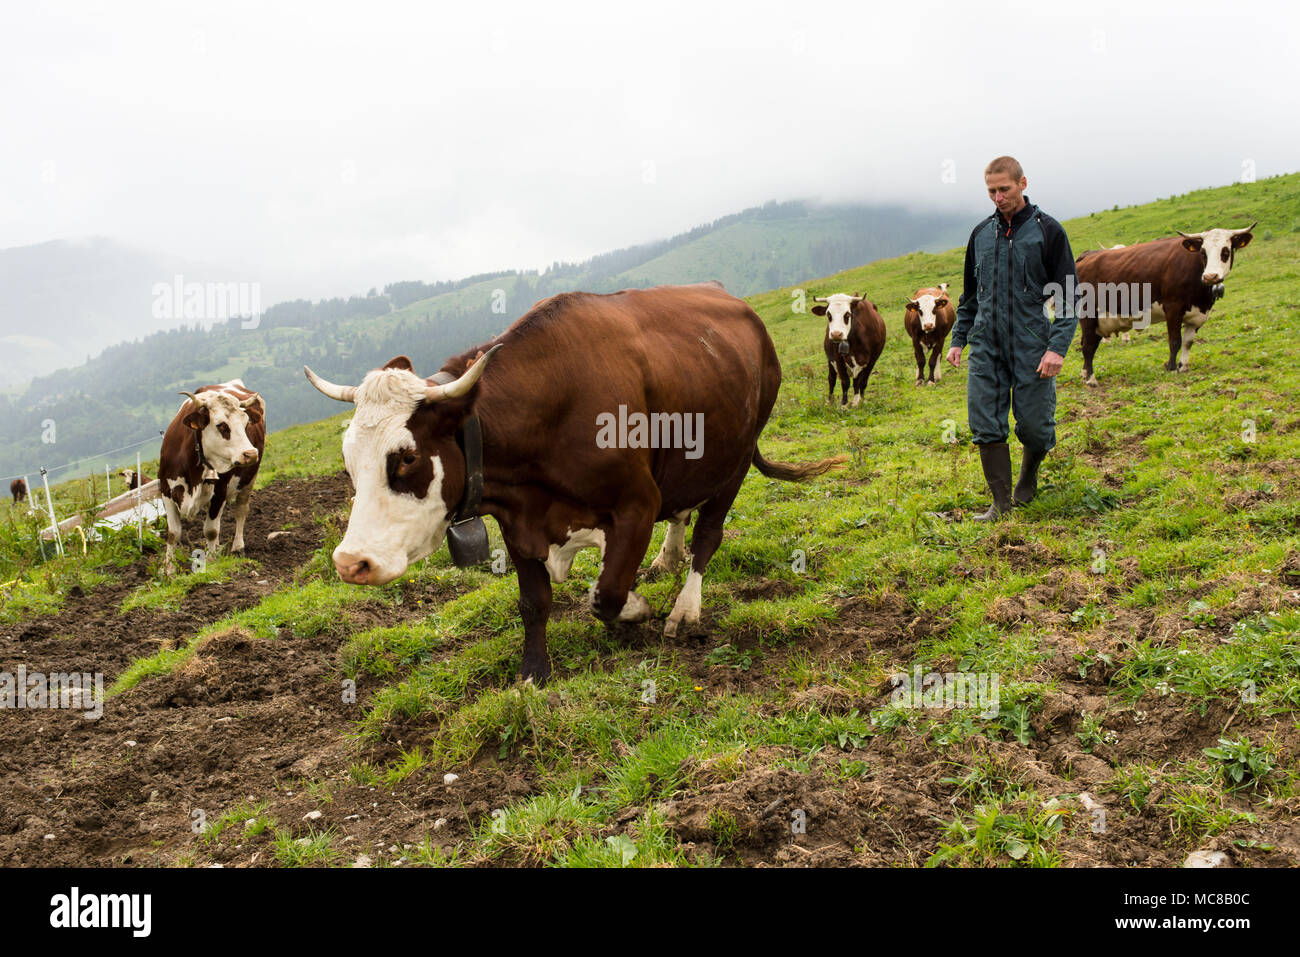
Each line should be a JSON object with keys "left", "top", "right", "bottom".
{"left": 9, "top": 478, "right": 26, "bottom": 504}
{"left": 812, "top": 293, "right": 886, "bottom": 407}
{"left": 305, "top": 283, "right": 845, "bottom": 684}
{"left": 1075, "top": 223, "right": 1255, "bottom": 385}
{"left": 157, "top": 380, "right": 265, "bottom": 575}
{"left": 903, "top": 285, "right": 956, "bottom": 386}
{"left": 120, "top": 469, "right": 150, "bottom": 490}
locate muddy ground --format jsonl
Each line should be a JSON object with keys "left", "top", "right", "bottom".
{"left": 1, "top": 473, "right": 1298, "bottom": 867}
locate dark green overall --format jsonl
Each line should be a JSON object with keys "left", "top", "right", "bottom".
{"left": 964, "top": 205, "right": 1072, "bottom": 451}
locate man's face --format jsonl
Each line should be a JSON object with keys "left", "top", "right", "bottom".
{"left": 985, "top": 172, "right": 1026, "bottom": 217}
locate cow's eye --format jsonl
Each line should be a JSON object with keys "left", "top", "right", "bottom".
{"left": 218, "top": 423, "right": 231, "bottom": 439}
{"left": 1221, "top": 248, "right": 1229, "bottom": 260}
{"left": 402, "top": 453, "right": 417, "bottom": 467}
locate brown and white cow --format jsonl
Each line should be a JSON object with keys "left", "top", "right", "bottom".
{"left": 120, "top": 469, "right": 150, "bottom": 490}
{"left": 903, "top": 284, "right": 956, "bottom": 386}
{"left": 305, "top": 283, "right": 845, "bottom": 685}
{"left": 812, "top": 293, "right": 886, "bottom": 407}
{"left": 157, "top": 380, "right": 265, "bottom": 575}
{"left": 1075, "top": 222, "right": 1255, "bottom": 385}
{"left": 9, "top": 478, "right": 27, "bottom": 504}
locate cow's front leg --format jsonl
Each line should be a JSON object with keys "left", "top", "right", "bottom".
{"left": 590, "top": 487, "right": 658, "bottom": 625}
{"left": 912, "top": 338, "right": 927, "bottom": 386}
{"left": 839, "top": 362, "right": 850, "bottom": 406}
{"left": 1176, "top": 314, "right": 1200, "bottom": 372}
{"left": 161, "top": 497, "right": 183, "bottom": 577}
{"left": 511, "top": 551, "right": 553, "bottom": 685}
{"left": 827, "top": 363, "right": 837, "bottom": 404}
{"left": 851, "top": 370, "right": 868, "bottom": 407}
{"left": 203, "top": 482, "right": 229, "bottom": 563}
{"left": 929, "top": 340, "right": 944, "bottom": 384}
{"left": 229, "top": 480, "right": 253, "bottom": 555}
{"left": 1163, "top": 313, "right": 1182, "bottom": 371}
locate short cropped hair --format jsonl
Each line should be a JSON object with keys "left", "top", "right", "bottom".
{"left": 984, "top": 156, "right": 1024, "bottom": 181}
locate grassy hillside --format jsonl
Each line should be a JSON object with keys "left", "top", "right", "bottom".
{"left": 3, "top": 173, "right": 1298, "bottom": 868}
{"left": 0, "top": 201, "right": 972, "bottom": 481}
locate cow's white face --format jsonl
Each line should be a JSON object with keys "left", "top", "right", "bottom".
{"left": 1180, "top": 226, "right": 1254, "bottom": 284}
{"left": 333, "top": 368, "right": 454, "bottom": 586}
{"left": 186, "top": 391, "right": 261, "bottom": 473}
{"left": 814, "top": 293, "right": 858, "bottom": 341}
{"left": 909, "top": 294, "right": 948, "bottom": 333}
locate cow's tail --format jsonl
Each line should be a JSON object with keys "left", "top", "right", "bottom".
{"left": 752, "top": 448, "right": 847, "bottom": 482}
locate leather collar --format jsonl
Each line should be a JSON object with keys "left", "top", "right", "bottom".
{"left": 429, "top": 371, "right": 483, "bottom": 523}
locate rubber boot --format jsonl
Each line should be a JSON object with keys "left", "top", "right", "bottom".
{"left": 1014, "top": 446, "right": 1047, "bottom": 506}
{"left": 972, "top": 441, "right": 1013, "bottom": 522}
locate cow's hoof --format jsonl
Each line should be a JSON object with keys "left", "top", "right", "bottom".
{"left": 1085, "top": 375, "right": 1100, "bottom": 388}
{"left": 617, "top": 590, "right": 651, "bottom": 622}
{"left": 519, "top": 667, "right": 550, "bottom": 688}
{"left": 915, "top": 379, "right": 925, "bottom": 388}
{"left": 231, "top": 544, "right": 245, "bottom": 556}
{"left": 1177, "top": 363, "right": 1190, "bottom": 373}
{"left": 927, "top": 379, "right": 938, "bottom": 387}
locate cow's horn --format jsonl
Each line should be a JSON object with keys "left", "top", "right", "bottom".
{"left": 811, "top": 296, "right": 828, "bottom": 303}
{"left": 1176, "top": 229, "right": 1204, "bottom": 240}
{"left": 303, "top": 367, "right": 356, "bottom": 403}
{"left": 239, "top": 393, "right": 262, "bottom": 409}
{"left": 423, "top": 343, "right": 502, "bottom": 402}
{"left": 1234, "top": 221, "right": 1258, "bottom": 233}
{"left": 178, "top": 391, "right": 202, "bottom": 407}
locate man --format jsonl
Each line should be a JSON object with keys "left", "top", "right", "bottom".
{"left": 946, "top": 156, "right": 1079, "bottom": 520}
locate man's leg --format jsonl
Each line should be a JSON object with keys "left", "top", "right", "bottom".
{"left": 1011, "top": 374, "right": 1057, "bottom": 506}
{"left": 967, "top": 348, "right": 1013, "bottom": 521}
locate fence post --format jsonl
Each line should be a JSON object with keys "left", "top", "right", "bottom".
{"left": 136, "top": 451, "right": 143, "bottom": 547}
{"left": 40, "top": 467, "right": 63, "bottom": 558}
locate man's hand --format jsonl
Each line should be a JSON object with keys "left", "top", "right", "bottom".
{"left": 1036, "top": 350, "right": 1064, "bottom": 378}
{"left": 946, "top": 345, "right": 963, "bottom": 368}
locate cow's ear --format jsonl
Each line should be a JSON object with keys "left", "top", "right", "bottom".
{"left": 184, "top": 407, "right": 210, "bottom": 431}
{"left": 935, "top": 298, "right": 949, "bottom": 309}
{"left": 244, "top": 404, "right": 264, "bottom": 426}
{"left": 1231, "top": 232, "right": 1254, "bottom": 249}
{"left": 811, "top": 304, "right": 827, "bottom": 316}
{"left": 383, "top": 355, "right": 415, "bottom": 372}
{"left": 1181, "top": 237, "right": 1203, "bottom": 252}
{"left": 466, "top": 350, "right": 485, "bottom": 372}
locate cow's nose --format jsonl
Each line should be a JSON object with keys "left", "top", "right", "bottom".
{"left": 1203, "top": 273, "right": 1221, "bottom": 284}
{"left": 334, "top": 553, "right": 371, "bottom": 584}
{"left": 241, "top": 449, "right": 260, "bottom": 464}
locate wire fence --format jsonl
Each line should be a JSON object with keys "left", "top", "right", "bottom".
{"left": 1, "top": 431, "right": 164, "bottom": 487}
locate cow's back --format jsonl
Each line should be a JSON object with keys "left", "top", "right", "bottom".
{"left": 1075, "top": 236, "right": 1184, "bottom": 290}
{"left": 458, "top": 284, "right": 782, "bottom": 518}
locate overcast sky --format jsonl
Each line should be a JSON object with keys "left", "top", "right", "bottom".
{"left": 2, "top": 0, "right": 1296, "bottom": 303}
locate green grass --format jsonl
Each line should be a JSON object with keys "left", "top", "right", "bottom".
{"left": 120, "top": 554, "right": 254, "bottom": 612}
{"left": 13, "top": 171, "right": 1300, "bottom": 868}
